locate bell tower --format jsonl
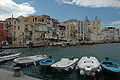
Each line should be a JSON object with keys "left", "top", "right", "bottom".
{"left": 93, "top": 16, "right": 100, "bottom": 25}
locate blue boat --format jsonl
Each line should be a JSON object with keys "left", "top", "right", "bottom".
{"left": 39, "top": 58, "right": 55, "bottom": 66}
{"left": 101, "top": 59, "right": 120, "bottom": 75}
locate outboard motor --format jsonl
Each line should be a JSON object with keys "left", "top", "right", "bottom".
{"left": 69, "top": 56, "right": 74, "bottom": 60}
{"left": 80, "top": 70, "right": 84, "bottom": 75}
{"left": 85, "top": 66, "right": 92, "bottom": 75}
{"left": 49, "top": 56, "right": 52, "bottom": 59}
{"left": 105, "top": 57, "right": 109, "bottom": 60}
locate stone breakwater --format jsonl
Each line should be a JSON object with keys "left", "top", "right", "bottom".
{"left": 1, "top": 40, "right": 120, "bottom": 49}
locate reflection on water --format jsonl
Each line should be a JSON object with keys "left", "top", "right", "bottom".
{"left": 0, "top": 43, "right": 120, "bottom": 80}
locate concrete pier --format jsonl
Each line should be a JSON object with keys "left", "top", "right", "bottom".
{"left": 0, "top": 69, "right": 40, "bottom": 80}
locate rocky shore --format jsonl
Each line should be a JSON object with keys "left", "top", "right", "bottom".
{"left": 1, "top": 40, "right": 120, "bottom": 49}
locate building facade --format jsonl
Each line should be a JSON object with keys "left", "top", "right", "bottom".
{"left": 87, "top": 17, "right": 101, "bottom": 41}
{"left": 0, "top": 21, "right": 7, "bottom": 43}
{"left": 4, "top": 15, "right": 106, "bottom": 46}
{"left": 101, "top": 27, "right": 120, "bottom": 42}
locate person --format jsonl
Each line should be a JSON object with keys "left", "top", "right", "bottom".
{"left": 49, "top": 56, "right": 52, "bottom": 59}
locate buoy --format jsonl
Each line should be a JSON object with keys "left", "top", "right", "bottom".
{"left": 76, "top": 66, "right": 78, "bottom": 69}
{"left": 97, "top": 69, "right": 100, "bottom": 72}
{"left": 70, "top": 66, "right": 73, "bottom": 69}
{"left": 90, "top": 72, "right": 96, "bottom": 76}
{"left": 80, "top": 70, "right": 84, "bottom": 75}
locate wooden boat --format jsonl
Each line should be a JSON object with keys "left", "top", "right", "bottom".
{"left": 101, "top": 58, "right": 120, "bottom": 75}
{"left": 0, "top": 52, "right": 13, "bottom": 56}
{"left": 14, "top": 55, "right": 47, "bottom": 66}
{"left": 0, "top": 52, "right": 21, "bottom": 62}
{"left": 51, "top": 57, "right": 78, "bottom": 71}
{"left": 76, "top": 56, "right": 101, "bottom": 76}
{"left": 39, "top": 57, "right": 55, "bottom": 66}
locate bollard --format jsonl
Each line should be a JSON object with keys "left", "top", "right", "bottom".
{"left": 13, "top": 67, "right": 21, "bottom": 77}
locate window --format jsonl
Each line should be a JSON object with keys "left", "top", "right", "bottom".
{"left": 30, "top": 32, "right": 32, "bottom": 35}
{"left": 18, "top": 26, "right": 20, "bottom": 30}
{"left": 35, "top": 17, "right": 37, "bottom": 22}
{"left": 14, "top": 21, "right": 16, "bottom": 25}
{"left": 42, "top": 19, "right": 44, "bottom": 22}
{"left": 25, "top": 28, "right": 28, "bottom": 30}
{"left": 14, "top": 38, "right": 15, "bottom": 41}
{"left": 33, "top": 18, "right": 34, "bottom": 22}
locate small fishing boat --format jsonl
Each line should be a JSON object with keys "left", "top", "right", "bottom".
{"left": 101, "top": 58, "right": 120, "bottom": 75}
{"left": 39, "top": 57, "right": 55, "bottom": 66}
{"left": 0, "top": 52, "right": 21, "bottom": 62}
{"left": 14, "top": 55, "right": 47, "bottom": 66}
{"left": 0, "top": 52, "right": 13, "bottom": 56}
{"left": 76, "top": 56, "right": 101, "bottom": 76}
{"left": 51, "top": 57, "right": 78, "bottom": 71}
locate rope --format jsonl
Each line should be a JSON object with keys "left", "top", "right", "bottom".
{"left": 93, "top": 76, "right": 97, "bottom": 80}
{"left": 117, "top": 72, "right": 120, "bottom": 80}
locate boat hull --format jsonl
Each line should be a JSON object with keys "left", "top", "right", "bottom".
{"left": 0, "top": 53, "right": 21, "bottom": 62}
{"left": 101, "top": 60, "right": 120, "bottom": 76}
{"left": 15, "top": 59, "right": 43, "bottom": 66}
{"left": 76, "top": 56, "right": 101, "bottom": 76}
{"left": 39, "top": 58, "right": 55, "bottom": 67}
{"left": 101, "top": 65, "right": 120, "bottom": 76}
{"left": 76, "top": 67, "right": 101, "bottom": 76}
{"left": 52, "top": 60, "right": 77, "bottom": 71}
{"left": 52, "top": 59, "right": 78, "bottom": 71}
{"left": 14, "top": 55, "right": 48, "bottom": 66}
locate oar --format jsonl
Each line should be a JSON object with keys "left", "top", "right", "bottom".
{"left": 33, "top": 61, "right": 36, "bottom": 66}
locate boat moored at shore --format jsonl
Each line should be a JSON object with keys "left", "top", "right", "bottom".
{"left": 101, "top": 58, "right": 120, "bottom": 76}
{"left": 14, "top": 55, "right": 47, "bottom": 66}
{"left": 39, "top": 57, "right": 55, "bottom": 66}
{"left": 51, "top": 57, "right": 78, "bottom": 71}
{"left": 76, "top": 56, "right": 101, "bottom": 76}
{"left": 0, "top": 52, "right": 21, "bottom": 62}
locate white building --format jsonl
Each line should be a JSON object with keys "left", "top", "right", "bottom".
{"left": 101, "top": 27, "right": 120, "bottom": 42}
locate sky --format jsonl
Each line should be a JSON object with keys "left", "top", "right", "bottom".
{"left": 0, "top": 0, "right": 120, "bottom": 27}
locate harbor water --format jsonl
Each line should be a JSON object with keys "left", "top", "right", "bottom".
{"left": 0, "top": 43, "right": 120, "bottom": 80}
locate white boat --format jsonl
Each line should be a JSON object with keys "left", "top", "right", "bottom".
{"left": 0, "top": 53, "right": 21, "bottom": 62}
{"left": 14, "top": 55, "right": 47, "bottom": 66}
{"left": 76, "top": 56, "right": 101, "bottom": 76}
{"left": 51, "top": 58, "right": 78, "bottom": 71}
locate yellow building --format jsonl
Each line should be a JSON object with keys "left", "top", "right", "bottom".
{"left": 68, "top": 24, "right": 77, "bottom": 41}
{"left": 63, "top": 20, "right": 78, "bottom": 42}
{"left": 6, "top": 15, "right": 48, "bottom": 46}
{"left": 88, "top": 16, "right": 100, "bottom": 34}
{"left": 88, "top": 17, "right": 101, "bottom": 41}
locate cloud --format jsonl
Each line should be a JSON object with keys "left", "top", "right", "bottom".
{"left": 111, "top": 20, "right": 120, "bottom": 25}
{"left": 57, "top": 0, "right": 120, "bottom": 8}
{"left": 0, "top": 0, "right": 36, "bottom": 20}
